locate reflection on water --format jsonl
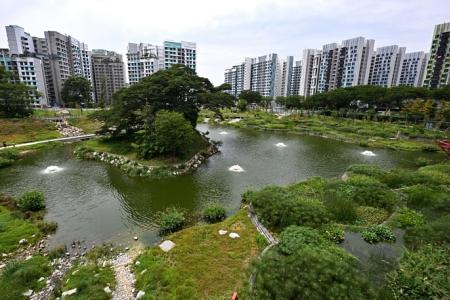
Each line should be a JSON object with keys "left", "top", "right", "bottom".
{"left": 0, "top": 124, "right": 441, "bottom": 251}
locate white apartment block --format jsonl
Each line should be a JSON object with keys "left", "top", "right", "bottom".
{"left": 289, "top": 61, "right": 302, "bottom": 96}
{"left": 6, "top": 25, "right": 35, "bottom": 55}
{"left": 224, "top": 58, "right": 251, "bottom": 98}
{"left": 318, "top": 43, "right": 342, "bottom": 93}
{"left": 163, "top": 41, "right": 196, "bottom": 70}
{"left": 424, "top": 22, "right": 450, "bottom": 88}
{"left": 249, "top": 54, "right": 279, "bottom": 98}
{"left": 340, "top": 37, "right": 374, "bottom": 87}
{"left": 0, "top": 48, "right": 48, "bottom": 106}
{"left": 397, "top": 52, "right": 429, "bottom": 87}
{"left": 127, "top": 43, "right": 164, "bottom": 85}
{"left": 278, "top": 56, "right": 294, "bottom": 97}
{"left": 368, "top": 45, "right": 406, "bottom": 87}
{"left": 300, "top": 49, "right": 322, "bottom": 96}
{"left": 69, "top": 37, "right": 92, "bottom": 82}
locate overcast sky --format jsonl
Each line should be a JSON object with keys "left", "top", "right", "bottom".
{"left": 0, "top": 0, "right": 449, "bottom": 85}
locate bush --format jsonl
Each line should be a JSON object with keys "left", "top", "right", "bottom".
{"left": 48, "top": 244, "right": 66, "bottom": 259}
{"left": 405, "top": 215, "right": 450, "bottom": 249}
{"left": 278, "top": 226, "right": 328, "bottom": 255}
{"left": 247, "top": 246, "right": 374, "bottom": 299}
{"left": 320, "top": 224, "right": 345, "bottom": 243}
{"left": 16, "top": 191, "right": 45, "bottom": 212}
{"left": 404, "top": 185, "right": 450, "bottom": 218}
{"left": 362, "top": 225, "right": 396, "bottom": 244}
{"left": 393, "top": 208, "right": 425, "bottom": 229}
{"left": 346, "top": 164, "right": 386, "bottom": 179}
{"left": 0, "top": 157, "right": 14, "bottom": 168}
{"left": 387, "top": 245, "right": 450, "bottom": 299}
{"left": 202, "top": 204, "right": 226, "bottom": 223}
{"left": 138, "top": 110, "right": 196, "bottom": 158}
{"left": 325, "top": 195, "right": 358, "bottom": 224}
{"left": 36, "top": 220, "right": 58, "bottom": 234}
{"left": 158, "top": 207, "right": 186, "bottom": 234}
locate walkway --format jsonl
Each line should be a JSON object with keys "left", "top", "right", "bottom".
{"left": 0, "top": 134, "right": 95, "bottom": 150}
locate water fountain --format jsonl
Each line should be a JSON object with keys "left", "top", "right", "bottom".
{"left": 228, "top": 165, "right": 244, "bottom": 172}
{"left": 361, "top": 150, "right": 376, "bottom": 157}
{"left": 42, "top": 166, "right": 64, "bottom": 174}
{"left": 275, "top": 142, "right": 287, "bottom": 148}
{"left": 219, "top": 131, "right": 228, "bottom": 135}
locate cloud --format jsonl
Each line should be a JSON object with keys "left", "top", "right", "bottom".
{"left": 0, "top": 0, "right": 449, "bottom": 84}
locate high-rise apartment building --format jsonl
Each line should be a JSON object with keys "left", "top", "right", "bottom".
{"left": 397, "top": 52, "right": 429, "bottom": 87}
{"left": 91, "top": 49, "right": 126, "bottom": 105}
{"left": 289, "top": 61, "right": 302, "bottom": 96}
{"left": 340, "top": 37, "right": 374, "bottom": 87}
{"left": 317, "top": 43, "right": 342, "bottom": 93}
{"left": 299, "top": 49, "right": 322, "bottom": 96}
{"left": 249, "top": 54, "right": 279, "bottom": 98}
{"left": 5, "top": 25, "right": 35, "bottom": 55}
{"left": 127, "top": 40, "right": 196, "bottom": 85}
{"left": 423, "top": 22, "right": 450, "bottom": 88}
{"left": 44, "top": 31, "right": 93, "bottom": 105}
{"left": 278, "top": 56, "right": 294, "bottom": 97}
{"left": 163, "top": 41, "right": 196, "bottom": 70}
{"left": 368, "top": 45, "right": 405, "bottom": 87}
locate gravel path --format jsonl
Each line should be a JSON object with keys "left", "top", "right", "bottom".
{"left": 112, "top": 249, "right": 141, "bottom": 300}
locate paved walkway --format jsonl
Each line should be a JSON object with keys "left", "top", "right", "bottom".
{"left": 0, "top": 134, "right": 95, "bottom": 150}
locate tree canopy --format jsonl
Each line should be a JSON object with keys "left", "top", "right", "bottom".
{"left": 61, "top": 76, "right": 92, "bottom": 107}
{"left": 239, "top": 90, "right": 262, "bottom": 104}
{"left": 0, "top": 66, "right": 33, "bottom": 117}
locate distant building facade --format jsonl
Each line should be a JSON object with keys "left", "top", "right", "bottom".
{"left": 397, "top": 51, "right": 429, "bottom": 87}
{"left": 423, "top": 22, "right": 450, "bottom": 88}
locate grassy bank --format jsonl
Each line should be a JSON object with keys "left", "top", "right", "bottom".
{"left": 201, "top": 109, "right": 449, "bottom": 152}
{"left": 0, "top": 118, "right": 60, "bottom": 144}
{"left": 133, "top": 209, "right": 265, "bottom": 299}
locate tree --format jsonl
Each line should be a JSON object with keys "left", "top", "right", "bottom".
{"left": 237, "top": 99, "right": 248, "bottom": 111}
{"left": 0, "top": 66, "right": 33, "bottom": 117}
{"left": 276, "top": 95, "right": 303, "bottom": 109}
{"left": 61, "top": 76, "right": 92, "bottom": 107}
{"left": 239, "top": 90, "right": 262, "bottom": 105}
{"left": 137, "top": 110, "right": 196, "bottom": 158}
{"left": 98, "top": 65, "right": 232, "bottom": 135}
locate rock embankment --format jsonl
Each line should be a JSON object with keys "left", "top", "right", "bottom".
{"left": 74, "top": 138, "right": 219, "bottom": 178}
{"left": 56, "top": 119, "right": 84, "bottom": 137}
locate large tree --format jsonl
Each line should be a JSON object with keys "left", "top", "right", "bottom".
{"left": 239, "top": 90, "right": 262, "bottom": 105}
{"left": 0, "top": 66, "right": 33, "bottom": 117}
{"left": 99, "top": 64, "right": 233, "bottom": 135}
{"left": 61, "top": 76, "right": 92, "bottom": 107}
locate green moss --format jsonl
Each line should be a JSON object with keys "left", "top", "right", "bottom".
{"left": 0, "top": 206, "right": 39, "bottom": 253}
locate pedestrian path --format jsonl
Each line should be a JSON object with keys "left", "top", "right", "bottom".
{"left": 0, "top": 134, "right": 95, "bottom": 150}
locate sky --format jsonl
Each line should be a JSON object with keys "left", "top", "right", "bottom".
{"left": 0, "top": 0, "right": 449, "bottom": 85}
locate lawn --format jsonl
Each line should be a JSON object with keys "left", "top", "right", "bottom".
{"left": 67, "top": 117, "right": 103, "bottom": 134}
{"left": 133, "top": 209, "right": 265, "bottom": 299}
{"left": 0, "top": 205, "right": 40, "bottom": 254}
{"left": 0, "top": 118, "right": 60, "bottom": 144}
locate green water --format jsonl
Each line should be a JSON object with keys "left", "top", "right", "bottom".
{"left": 0, "top": 124, "right": 442, "bottom": 249}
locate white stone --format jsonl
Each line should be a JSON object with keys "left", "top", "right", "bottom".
{"left": 136, "top": 291, "right": 145, "bottom": 299}
{"left": 159, "top": 240, "right": 176, "bottom": 252}
{"left": 140, "top": 269, "right": 147, "bottom": 275}
{"left": 19, "top": 239, "right": 28, "bottom": 245}
{"left": 25, "top": 255, "right": 32, "bottom": 260}
{"left": 275, "top": 142, "right": 287, "bottom": 148}
{"left": 22, "top": 289, "right": 33, "bottom": 297}
{"left": 218, "top": 230, "right": 228, "bottom": 235}
{"left": 361, "top": 150, "right": 376, "bottom": 157}
{"left": 229, "top": 232, "right": 240, "bottom": 239}
{"left": 104, "top": 286, "right": 112, "bottom": 294}
{"left": 135, "top": 261, "right": 141, "bottom": 266}
{"left": 228, "top": 165, "right": 244, "bottom": 172}
{"left": 38, "top": 277, "right": 45, "bottom": 282}
{"left": 62, "top": 288, "right": 77, "bottom": 297}
{"left": 133, "top": 236, "right": 138, "bottom": 241}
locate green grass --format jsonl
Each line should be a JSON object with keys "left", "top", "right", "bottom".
{"left": 203, "top": 109, "right": 449, "bottom": 152}
{"left": 133, "top": 209, "right": 264, "bottom": 299}
{"left": 32, "top": 108, "right": 99, "bottom": 118}
{"left": 0, "top": 206, "right": 40, "bottom": 254}
{"left": 0, "top": 118, "right": 60, "bottom": 144}
{"left": 67, "top": 117, "right": 103, "bottom": 134}
{"left": 58, "top": 264, "right": 115, "bottom": 300}
{"left": 0, "top": 255, "right": 51, "bottom": 299}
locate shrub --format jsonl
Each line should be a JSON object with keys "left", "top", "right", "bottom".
{"left": 202, "top": 204, "right": 226, "bottom": 223}
{"left": 346, "top": 164, "right": 386, "bottom": 179}
{"left": 420, "top": 144, "right": 439, "bottom": 152}
{"left": 48, "top": 244, "right": 66, "bottom": 259}
{"left": 387, "top": 245, "right": 450, "bottom": 299}
{"left": 0, "top": 157, "right": 14, "bottom": 168}
{"left": 405, "top": 215, "right": 450, "bottom": 249}
{"left": 278, "top": 226, "right": 328, "bottom": 255}
{"left": 320, "top": 224, "right": 345, "bottom": 243}
{"left": 362, "top": 225, "right": 396, "bottom": 244}
{"left": 16, "top": 191, "right": 45, "bottom": 212}
{"left": 0, "top": 149, "right": 19, "bottom": 160}
{"left": 404, "top": 185, "right": 450, "bottom": 218}
{"left": 382, "top": 168, "right": 450, "bottom": 188}
{"left": 247, "top": 246, "right": 374, "bottom": 299}
{"left": 325, "top": 195, "right": 358, "bottom": 224}
{"left": 415, "top": 157, "right": 431, "bottom": 167}
{"left": 158, "top": 207, "right": 186, "bottom": 234}
{"left": 393, "top": 208, "right": 425, "bottom": 229}
{"left": 36, "top": 221, "right": 58, "bottom": 234}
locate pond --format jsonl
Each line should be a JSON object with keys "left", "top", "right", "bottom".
{"left": 0, "top": 124, "right": 441, "bottom": 251}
